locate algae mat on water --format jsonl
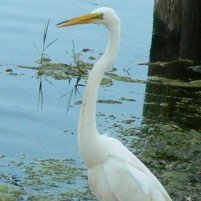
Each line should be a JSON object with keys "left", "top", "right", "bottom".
{"left": 0, "top": 157, "right": 95, "bottom": 201}
{"left": 0, "top": 122, "right": 200, "bottom": 201}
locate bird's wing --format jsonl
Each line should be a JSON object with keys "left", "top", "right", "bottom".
{"left": 101, "top": 138, "right": 172, "bottom": 201}
{"left": 102, "top": 155, "right": 171, "bottom": 201}
{"left": 102, "top": 155, "right": 150, "bottom": 201}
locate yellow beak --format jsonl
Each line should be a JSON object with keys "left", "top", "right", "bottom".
{"left": 57, "top": 12, "right": 103, "bottom": 28}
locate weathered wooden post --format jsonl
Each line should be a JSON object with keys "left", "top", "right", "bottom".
{"left": 150, "top": 0, "right": 201, "bottom": 69}
{"left": 144, "top": 0, "right": 201, "bottom": 128}
{"left": 142, "top": 2, "right": 201, "bottom": 200}
{"left": 150, "top": 0, "right": 182, "bottom": 62}
{"left": 180, "top": 0, "right": 201, "bottom": 61}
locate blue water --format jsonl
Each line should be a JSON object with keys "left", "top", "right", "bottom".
{"left": 0, "top": 0, "right": 154, "bottom": 158}
{"left": 0, "top": 0, "right": 154, "bottom": 198}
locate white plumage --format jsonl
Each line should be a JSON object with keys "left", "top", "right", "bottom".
{"left": 58, "top": 7, "right": 172, "bottom": 201}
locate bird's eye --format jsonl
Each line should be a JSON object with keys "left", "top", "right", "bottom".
{"left": 99, "top": 13, "right": 104, "bottom": 19}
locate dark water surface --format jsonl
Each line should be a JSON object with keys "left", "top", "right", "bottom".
{"left": 0, "top": 0, "right": 201, "bottom": 201}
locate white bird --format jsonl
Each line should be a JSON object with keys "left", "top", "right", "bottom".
{"left": 57, "top": 7, "right": 172, "bottom": 201}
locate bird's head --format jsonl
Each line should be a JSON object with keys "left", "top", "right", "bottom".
{"left": 57, "top": 7, "right": 120, "bottom": 28}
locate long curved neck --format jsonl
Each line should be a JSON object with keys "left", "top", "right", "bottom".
{"left": 78, "top": 23, "right": 120, "bottom": 154}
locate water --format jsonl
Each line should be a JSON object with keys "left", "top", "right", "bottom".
{"left": 1, "top": 1, "right": 200, "bottom": 201}
{"left": 0, "top": 0, "right": 153, "bottom": 157}
{"left": 0, "top": 0, "right": 154, "bottom": 199}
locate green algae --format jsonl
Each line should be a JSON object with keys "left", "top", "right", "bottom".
{"left": 74, "top": 99, "right": 122, "bottom": 105}
{"left": 136, "top": 123, "right": 201, "bottom": 201}
{"left": 5, "top": 69, "right": 13, "bottom": 73}
{"left": 1, "top": 53, "right": 201, "bottom": 201}
{"left": 139, "top": 59, "right": 196, "bottom": 69}
{"left": 149, "top": 76, "right": 201, "bottom": 88}
{"left": 0, "top": 184, "right": 25, "bottom": 201}
{"left": 105, "top": 116, "right": 201, "bottom": 201}
{"left": 19, "top": 56, "right": 92, "bottom": 80}
{"left": 188, "top": 80, "right": 201, "bottom": 87}
{"left": 24, "top": 158, "right": 85, "bottom": 188}
{"left": 121, "top": 119, "right": 135, "bottom": 124}
{"left": 105, "top": 72, "right": 146, "bottom": 84}
{"left": 81, "top": 48, "right": 93, "bottom": 53}
{"left": 88, "top": 56, "right": 96, "bottom": 61}
{"left": 97, "top": 99, "right": 122, "bottom": 104}
{"left": 100, "top": 78, "right": 113, "bottom": 87}
{"left": 74, "top": 100, "right": 83, "bottom": 105}
{"left": 0, "top": 157, "right": 95, "bottom": 201}
{"left": 0, "top": 120, "right": 200, "bottom": 200}
{"left": 119, "top": 97, "right": 136, "bottom": 102}
{"left": 17, "top": 54, "right": 201, "bottom": 91}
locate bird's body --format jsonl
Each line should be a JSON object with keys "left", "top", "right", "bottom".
{"left": 57, "top": 7, "right": 172, "bottom": 201}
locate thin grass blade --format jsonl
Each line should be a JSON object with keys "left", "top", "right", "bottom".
{"left": 45, "top": 38, "right": 58, "bottom": 50}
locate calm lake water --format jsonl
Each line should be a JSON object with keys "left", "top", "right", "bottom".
{"left": 1, "top": 0, "right": 200, "bottom": 201}
{"left": 1, "top": 0, "right": 153, "bottom": 155}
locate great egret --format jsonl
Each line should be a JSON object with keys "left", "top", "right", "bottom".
{"left": 57, "top": 7, "right": 172, "bottom": 201}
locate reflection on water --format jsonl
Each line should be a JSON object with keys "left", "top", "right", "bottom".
{"left": 142, "top": 12, "right": 201, "bottom": 200}
{"left": 145, "top": 19, "right": 201, "bottom": 129}
{"left": 144, "top": 83, "right": 201, "bottom": 129}
{"left": 143, "top": 78, "right": 201, "bottom": 200}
